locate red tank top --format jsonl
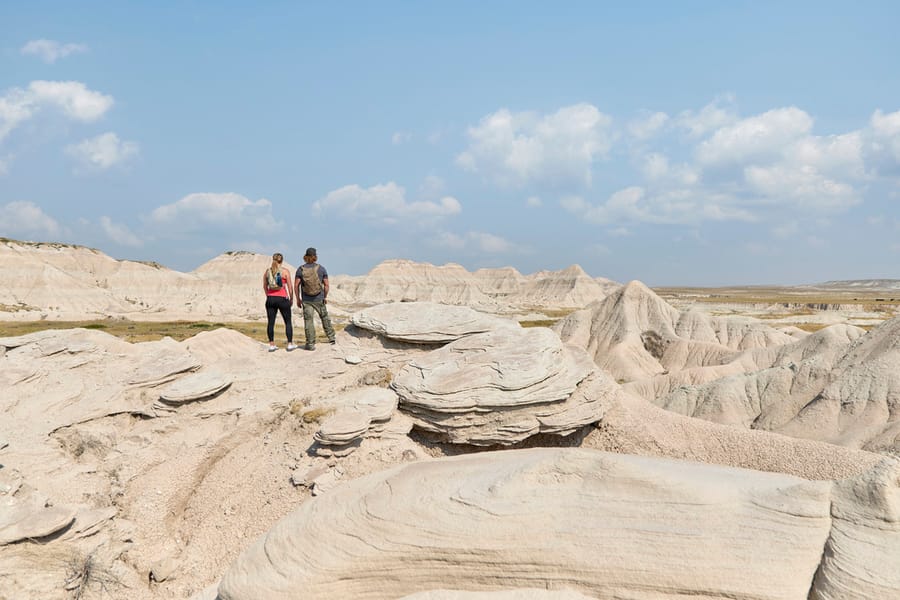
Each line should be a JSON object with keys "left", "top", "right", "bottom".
{"left": 266, "top": 268, "right": 290, "bottom": 298}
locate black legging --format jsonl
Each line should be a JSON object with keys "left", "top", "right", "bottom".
{"left": 265, "top": 296, "right": 293, "bottom": 343}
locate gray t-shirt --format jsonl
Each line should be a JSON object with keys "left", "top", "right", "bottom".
{"left": 296, "top": 263, "right": 328, "bottom": 301}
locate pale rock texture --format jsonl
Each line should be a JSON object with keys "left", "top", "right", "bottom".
{"left": 400, "top": 591, "right": 596, "bottom": 599}
{"left": 553, "top": 280, "right": 795, "bottom": 383}
{"left": 350, "top": 301, "right": 515, "bottom": 343}
{"left": 313, "top": 387, "right": 407, "bottom": 456}
{"left": 653, "top": 316, "right": 900, "bottom": 452}
{"left": 217, "top": 448, "right": 836, "bottom": 600}
{"left": 811, "top": 457, "right": 900, "bottom": 599}
{"left": 392, "top": 327, "right": 605, "bottom": 445}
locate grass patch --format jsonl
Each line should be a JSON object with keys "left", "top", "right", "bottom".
{"left": 520, "top": 319, "right": 557, "bottom": 328}
{"left": 0, "top": 320, "right": 265, "bottom": 342}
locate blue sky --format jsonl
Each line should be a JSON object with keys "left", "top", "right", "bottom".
{"left": 1, "top": 1, "right": 899, "bottom": 286}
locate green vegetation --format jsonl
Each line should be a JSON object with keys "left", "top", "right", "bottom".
{"left": 0, "top": 320, "right": 264, "bottom": 342}
{"left": 520, "top": 319, "right": 557, "bottom": 328}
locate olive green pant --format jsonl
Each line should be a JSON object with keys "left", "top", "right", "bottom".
{"left": 302, "top": 300, "right": 335, "bottom": 346}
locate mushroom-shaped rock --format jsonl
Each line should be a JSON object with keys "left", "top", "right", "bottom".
{"left": 313, "top": 387, "right": 401, "bottom": 456}
{"left": 392, "top": 327, "right": 602, "bottom": 445}
{"left": 158, "top": 371, "right": 231, "bottom": 405}
{"left": 351, "top": 301, "right": 515, "bottom": 344}
{"left": 128, "top": 349, "right": 201, "bottom": 386}
{"left": 218, "top": 448, "right": 835, "bottom": 600}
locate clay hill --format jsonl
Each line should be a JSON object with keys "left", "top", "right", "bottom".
{"left": 1, "top": 240, "right": 898, "bottom": 599}
{"left": 0, "top": 240, "right": 619, "bottom": 320}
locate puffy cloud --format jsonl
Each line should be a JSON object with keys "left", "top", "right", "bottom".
{"left": 865, "top": 109, "right": 900, "bottom": 175}
{"left": 457, "top": 103, "right": 614, "bottom": 187}
{"left": 675, "top": 96, "right": 738, "bottom": 137}
{"left": 0, "top": 80, "right": 113, "bottom": 142}
{"left": 148, "top": 193, "right": 279, "bottom": 234}
{"left": 66, "top": 132, "right": 139, "bottom": 170}
{"left": 696, "top": 107, "right": 813, "bottom": 166}
{"left": 27, "top": 81, "right": 113, "bottom": 121}
{"left": 434, "top": 231, "right": 518, "bottom": 254}
{"left": 561, "top": 186, "right": 755, "bottom": 226}
{"left": 627, "top": 111, "right": 669, "bottom": 140}
{"left": 0, "top": 201, "right": 61, "bottom": 238}
{"left": 526, "top": 196, "right": 542, "bottom": 207}
{"left": 20, "top": 39, "right": 88, "bottom": 64}
{"left": 744, "top": 164, "right": 860, "bottom": 211}
{"left": 312, "top": 182, "right": 461, "bottom": 225}
{"left": 99, "top": 216, "right": 142, "bottom": 247}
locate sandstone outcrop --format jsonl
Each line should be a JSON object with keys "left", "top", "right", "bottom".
{"left": 218, "top": 448, "right": 899, "bottom": 600}
{"left": 392, "top": 327, "right": 605, "bottom": 445}
{"left": 350, "top": 302, "right": 515, "bottom": 343}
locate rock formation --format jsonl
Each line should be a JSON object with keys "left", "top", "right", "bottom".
{"left": 217, "top": 448, "right": 900, "bottom": 600}
{"left": 350, "top": 301, "right": 516, "bottom": 343}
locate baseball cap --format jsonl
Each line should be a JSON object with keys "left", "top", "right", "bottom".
{"left": 305, "top": 247, "right": 317, "bottom": 257}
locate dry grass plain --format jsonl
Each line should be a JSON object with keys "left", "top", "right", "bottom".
{"left": 2, "top": 287, "right": 897, "bottom": 341}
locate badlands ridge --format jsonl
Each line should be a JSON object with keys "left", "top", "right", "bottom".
{"left": 0, "top": 238, "right": 898, "bottom": 600}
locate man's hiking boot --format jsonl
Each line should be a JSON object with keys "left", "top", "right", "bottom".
{"left": 304, "top": 344, "right": 315, "bottom": 351}
{"left": 329, "top": 339, "right": 336, "bottom": 345}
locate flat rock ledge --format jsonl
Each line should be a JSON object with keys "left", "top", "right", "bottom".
{"left": 158, "top": 371, "right": 232, "bottom": 405}
{"left": 392, "top": 327, "right": 604, "bottom": 445}
{"left": 350, "top": 301, "right": 515, "bottom": 344}
{"left": 218, "top": 448, "right": 900, "bottom": 600}
{"left": 313, "top": 387, "right": 407, "bottom": 457}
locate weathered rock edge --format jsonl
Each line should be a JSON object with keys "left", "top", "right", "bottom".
{"left": 217, "top": 448, "right": 900, "bottom": 600}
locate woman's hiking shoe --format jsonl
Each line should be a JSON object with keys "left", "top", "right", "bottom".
{"left": 268, "top": 344, "right": 277, "bottom": 352}
{"left": 286, "top": 343, "right": 298, "bottom": 351}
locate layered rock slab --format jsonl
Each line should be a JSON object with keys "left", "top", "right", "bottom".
{"left": 350, "top": 302, "right": 514, "bottom": 344}
{"left": 391, "top": 327, "right": 603, "bottom": 445}
{"left": 218, "top": 448, "right": 834, "bottom": 600}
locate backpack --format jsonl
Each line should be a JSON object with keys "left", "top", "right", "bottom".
{"left": 300, "top": 264, "right": 322, "bottom": 296}
{"left": 266, "top": 268, "right": 283, "bottom": 291}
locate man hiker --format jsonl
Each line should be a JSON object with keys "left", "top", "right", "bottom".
{"left": 295, "top": 247, "right": 336, "bottom": 350}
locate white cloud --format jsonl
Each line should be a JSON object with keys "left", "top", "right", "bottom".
{"left": 526, "top": 196, "right": 542, "bottom": 207}
{"left": 148, "top": 193, "right": 279, "bottom": 234}
{"left": 608, "top": 227, "right": 631, "bottom": 237}
{"left": 561, "top": 186, "right": 755, "bottom": 226}
{"left": 312, "top": 182, "right": 461, "bottom": 225}
{"left": 418, "top": 175, "right": 446, "bottom": 199}
{"left": 628, "top": 111, "right": 669, "bottom": 140}
{"left": 434, "top": 231, "right": 517, "bottom": 254}
{"left": 866, "top": 109, "right": 900, "bottom": 175}
{"left": 0, "top": 80, "right": 113, "bottom": 143}
{"left": 744, "top": 164, "right": 860, "bottom": 211}
{"left": 27, "top": 81, "right": 113, "bottom": 121}
{"left": 457, "top": 103, "right": 614, "bottom": 187}
{"left": 21, "top": 39, "right": 88, "bottom": 64}
{"left": 675, "top": 96, "right": 738, "bottom": 137}
{"left": 66, "top": 132, "right": 139, "bottom": 170}
{"left": 99, "top": 216, "right": 142, "bottom": 247}
{"left": 0, "top": 201, "right": 61, "bottom": 238}
{"left": 696, "top": 107, "right": 813, "bottom": 166}
{"left": 391, "top": 131, "right": 412, "bottom": 145}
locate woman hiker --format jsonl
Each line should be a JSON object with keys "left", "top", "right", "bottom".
{"left": 263, "top": 252, "right": 298, "bottom": 352}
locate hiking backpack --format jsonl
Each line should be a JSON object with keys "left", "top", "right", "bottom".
{"left": 266, "top": 268, "right": 283, "bottom": 291}
{"left": 300, "top": 264, "right": 322, "bottom": 296}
